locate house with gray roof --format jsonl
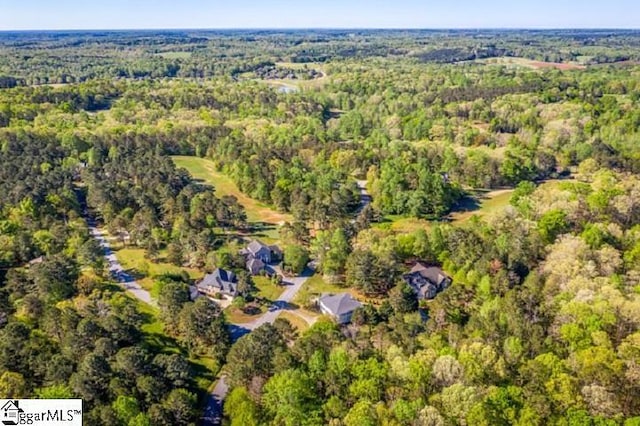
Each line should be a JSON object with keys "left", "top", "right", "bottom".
{"left": 318, "top": 293, "right": 362, "bottom": 325}
{"left": 196, "top": 268, "right": 238, "bottom": 298}
{"left": 247, "top": 257, "right": 266, "bottom": 275}
{"left": 403, "top": 262, "right": 451, "bottom": 300}
{"left": 241, "top": 239, "right": 282, "bottom": 275}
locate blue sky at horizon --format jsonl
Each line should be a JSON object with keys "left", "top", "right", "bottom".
{"left": 2, "top": 0, "right": 638, "bottom": 31}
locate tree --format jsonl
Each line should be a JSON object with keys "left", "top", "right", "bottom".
{"left": 71, "top": 353, "right": 111, "bottom": 403}
{"left": 29, "top": 254, "right": 79, "bottom": 302}
{"left": 0, "top": 371, "right": 28, "bottom": 398}
{"left": 262, "top": 369, "right": 322, "bottom": 426}
{"left": 177, "top": 298, "right": 230, "bottom": 361}
{"left": 78, "top": 238, "right": 105, "bottom": 273}
{"left": 432, "top": 355, "right": 464, "bottom": 388}
{"left": 112, "top": 395, "right": 141, "bottom": 425}
{"left": 538, "top": 209, "right": 570, "bottom": 244}
{"left": 224, "top": 386, "right": 262, "bottom": 426}
{"left": 323, "top": 228, "right": 350, "bottom": 276}
{"left": 162, "top": 388, "right": 197, "bottom": 426}
{"left": 389, "top": 282, "right": 418, "bottom": 314}
{"left": 157, "top": 281, "right": 190, "bottom": 334}
{"left": 284, "top": 245, "right": 309, "bottom": 275}
{"left": 226, "top": 324, "right": 287, "bottom": 388}
{"left": 345, "top": 249, "right": 395, "bottom": 296}
{"left": 344, "top": 400, "right": 378, "bottom": 426}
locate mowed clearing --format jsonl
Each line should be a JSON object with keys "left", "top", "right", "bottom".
{"left": 377, "top": 188, "right": 513, "bottom": 234}
{"left": 477, "top": 57, "right": 586, "bottom": 70}
{"left": 172, "top": 156, "right": 293, "bottom": 226}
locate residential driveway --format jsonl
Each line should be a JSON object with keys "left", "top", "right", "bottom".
{"left": 202, "top": 267, "right": 313, "bottom": 425}
{"left": 202, "top": 376, "right": 228, "bottom": 426}
{"left": 237, "top": 268, "right": 312, "bottom": 332}
{"left": 87, "top": 220, "right": 155, "bottom": 306}
{"left": 355, "top": 179, "right": 371, "bottom": 213}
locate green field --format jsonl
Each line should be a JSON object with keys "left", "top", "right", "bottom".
{"left": 155, "top": 51, "right": 192, "bottom": 59}
{"left": 375, "top": 188, "right": 514, "bottom": 234}
{"left": 172, "top": 156, "right": 292, "bottom": 242}
{"left": 474, "top": 56, "right": 586, "bottom": 70}
{"left": 449, "top": 188, "right": 514, "bottom": 223}
{"left": 115, "top": 247, "right": 202, "bottom": 291}
{"left": 279, "top": 311, "right": 311, "bottom": 333}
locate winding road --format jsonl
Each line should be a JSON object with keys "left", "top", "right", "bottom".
{"left": 83, "top": 206, "right": 310, "bottom": 425}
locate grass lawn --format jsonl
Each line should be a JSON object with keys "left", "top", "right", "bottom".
{"left": 253, "top": 275, "right": 284, "bottom": 301}
{"left": 475, "top": 57, "right": 586, "bottom": 70}
{"left": 449, "top": 189, "right": 514, "bottom": 224}
{"left": 224, "top": 304, "right": 266, "bottom": 324}
{"left": 115, "top": 247, "right": 202, "bottom": 291}
{"left": 376, "top": 187, "right": 516, "bottom": 234}
{"left": 279, "top": 311, "right": 310, "bottom": 333}
{"left": 172, "top": 156, "right": 292, "bottom": 242}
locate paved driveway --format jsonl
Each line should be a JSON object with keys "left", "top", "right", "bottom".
{"left": 86, "top": 219, "right": 155, "bottom": 306}
{"left": 202, "top": 267, "right": 313, "bottom": 425}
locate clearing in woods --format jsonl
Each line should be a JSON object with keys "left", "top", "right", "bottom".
{"left": 475, "top": 57, "right": 586, "bottom": 70}
{"left": 172, "top": 156, "right": 293, "bottom": 241}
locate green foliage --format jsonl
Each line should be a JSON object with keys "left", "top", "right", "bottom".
{"left": 2, "top": 29, "right": 640, "bottom": 426}
{"left": 538, "top": 209, "right": 570, "bottom": 244}
{"left": 262, "top": 369, "right": 323, "bottom": 425}
{"left": 284, "top": 245, "right": 310, "bottom": 275}
{"left": 224, "top": 387, "right": 262, "bottom": 426}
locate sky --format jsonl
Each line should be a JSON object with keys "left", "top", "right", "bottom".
{"left": 1, "top": 0, "right": 639, "bottom": 31}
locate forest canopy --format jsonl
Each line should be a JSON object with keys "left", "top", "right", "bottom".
{"left": 0, "top": 29, "right": 639, "bottom": 425}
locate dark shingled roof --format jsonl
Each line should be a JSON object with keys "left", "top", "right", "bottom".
{"left": 409, "top": 262, "right": 449, "bottom": 287}
{"left": 197, "top": 268, "right": 237, "bottom": 296}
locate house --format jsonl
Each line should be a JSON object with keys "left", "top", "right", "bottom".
{"left": 403, "top": 262, "right": 452, "bottom": 300}
{"left": 2, "top": 400, "right": 23, "bottom": 424}
{"left": 241, "top": 240, "right": 282, "bottom": 275}
{"left": 196, "top": 268, "right": 238, "bottom": 299}
{"left": 318, "top": 293, "right": 362, "bottom": 325}
{"left": 247, "top": 257, "right": 266, "bottom": 276}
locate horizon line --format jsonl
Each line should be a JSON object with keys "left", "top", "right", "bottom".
{"left": 1, "top": 26, "right": 640, "bottom": 33}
